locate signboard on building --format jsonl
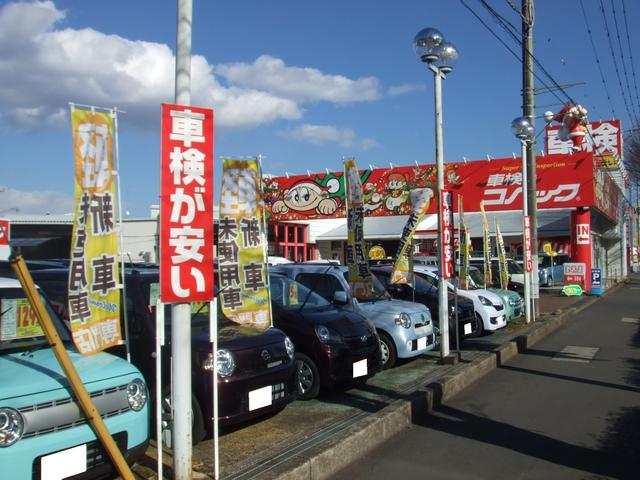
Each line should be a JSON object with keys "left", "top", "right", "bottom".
{"left": 545, "top": 119, "right": 622, "bottom": 159}
{"left": 265, "top": 153, "right": 595, "bottom": 221}
{"left": 564, "top": 262, "right": 586, "bottom": 289}
{"left": 0, "top": 219, "right": 9, "bottom": 261}
{"left": 159, "top": 103, "right": 214, "bottom": 304}
{"left": 575, "top": 223, "right": 590, "bottom": 245}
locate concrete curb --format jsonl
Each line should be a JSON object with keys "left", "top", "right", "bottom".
{"left": 251, "top": 283, "right": 626, "bottom": 480}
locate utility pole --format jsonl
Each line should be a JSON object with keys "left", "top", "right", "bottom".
{"left": 522, "top": 0, "right": 539, "bottom": 316}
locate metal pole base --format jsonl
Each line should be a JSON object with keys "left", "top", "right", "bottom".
{"left": 440, "top": 352, "right": 460, "bottom": 365}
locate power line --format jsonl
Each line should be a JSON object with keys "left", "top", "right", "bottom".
{"left": 621, "top": 0, "right": 640, "bottom": 126}
{"left": 579, "top": 0, "right": 617, "bottom": 120}
{"left": 611, "top": 0, "right": 640, "bottom": 125}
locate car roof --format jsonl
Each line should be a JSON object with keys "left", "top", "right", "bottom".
{"left": 0, "top": 277, "right": 21, "bottom": 289}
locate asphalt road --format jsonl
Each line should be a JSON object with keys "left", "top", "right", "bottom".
{"left": 334, "top": 277, "right": 640, "bottom": 480}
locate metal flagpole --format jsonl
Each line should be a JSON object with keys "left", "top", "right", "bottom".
{"left": 112, "top": 107, "right": 131, "bottom": 363}
{"left": 155, "top": 299, "right": 165, "bottom": 478}
{"left": 209, "top": 297, "right": 219, "bottom": 479}
{"left": 521, "top": 140, "right": 532, "bottom": 324}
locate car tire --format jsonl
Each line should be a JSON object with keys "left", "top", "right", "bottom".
{"left": 161, "top": 386, "right": 206, "bottom": 445}
{"left": 475, "top": 313, "right": 485, "bottom": 336}
{"left": 295, "top": 353, "right": 321, "bottom": 400}
{"left": 378, "top": 332, "right": 397, "bottom": 370}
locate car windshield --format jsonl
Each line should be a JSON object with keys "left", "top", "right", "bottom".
{"left": 507, "top": 260, "right": 524, "bottom": 274}
{"left": 270, "top": 275, "right": 331, "bottom": 311}
{"left": 0, "top": 287, "right": 71, "bottom": 353}
{"left": 466, "top": 268, "right": 485, "bottom": 289}
{"left": 342, "top": 272, "right": 390, "bottom": 301}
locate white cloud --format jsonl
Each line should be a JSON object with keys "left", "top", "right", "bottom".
{"left": 0, "top": 1, "right": 381, "bottom": 131}
{"left": 281, "top": 124, "right": 378, "bottom": 150}
{"left": 0, "top": 186, "right": 74, "bottom": 214}
{"left": 216, "top": 55, "right": 382, "bottom": 103}
{"left": 388, "top": 83, "right": 426, "bottom": 96}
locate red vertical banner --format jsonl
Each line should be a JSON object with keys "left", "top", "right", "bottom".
{"left": 159, "top": 104, "right": 215, "bottom": 303}
{"left": 523, "top": 216, "right": 533, "bottom": 273}
{"left": 440, "top": 190, "right": 454, "bottom": 280}
{"left": 0, "top": 218, "right": 9, "bottom": 261}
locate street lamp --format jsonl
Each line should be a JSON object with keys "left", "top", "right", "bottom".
{"left": 414, "top": 28, "right": 459, "bottom": 362}
{"left": 511, "top": 116, "right": 535, "bottom": 324}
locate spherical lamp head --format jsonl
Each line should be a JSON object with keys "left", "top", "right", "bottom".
{"left": 433, "top": 41, "right": 459, "bottom": 73}
{"left": 543, "top": 111, "right": 555, "bottom": 123}
{"left": 413, "top": 28, "right": 444, "bottom": 64}
{"left": 511, "top": 117, "right": 535, "bottom": 141}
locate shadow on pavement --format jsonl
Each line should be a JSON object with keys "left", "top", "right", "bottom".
{"left": 416, "top": 405, "right": 638, "bottom": 479}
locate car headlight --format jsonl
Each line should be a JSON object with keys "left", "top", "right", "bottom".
{"left": 315, "top": 325, "right": 342, "bottom": 344}
{"left": 0, "top": 407, "right": 24, "bottom": 447}
{"left": 478, "top": 296, "right": 492, "bottom": 306}
{"left": 215, "top": 349, "right": 236, "bottom": 378}
{"left": 508, "top": 297, "right": 518, "bottom": 306}
{"left": 127, "top": 378, "right": 148, "bottom": 412}
{"left": 394, "top": 312, "right": 412, "bottom": 328}
{"left": 284, "top": 336, "right": 295, "bottom": 359}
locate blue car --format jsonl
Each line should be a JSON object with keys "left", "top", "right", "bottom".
{"left": 0, "top": 277, "right": 149, "bottom": 479}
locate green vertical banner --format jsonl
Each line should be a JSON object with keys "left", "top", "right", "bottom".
{"left": 344, "top": 158, "right": 375, "bottom": 299}
{"left": 495, "top": 219, "right": 508, "bottom": 290}
{"left": 391, "top": 188, "right": 434, "bottom": 284}
{"left": 480, "top": 201, "right": 492, "bottom": 288}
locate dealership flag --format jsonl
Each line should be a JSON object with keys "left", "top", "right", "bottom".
{"left": 480, "top": 201, "right": 492, "bottom": 288}
{"left": 68, "top": 106, "right": 121, "bottom": 355}
{"left": 344, "top": 158, "right": 375, "bottom": 299}
{"left": 458, "top": 195, "right": 470, "bottom": 290}
{"left": 218, "top": 158, "right": 271, "bottom": 330}
{"left": 495, "top": 219, "right": 508, "bottom": 290}
{"left": 391, "top": 188, "right": 434, "bottom": 284}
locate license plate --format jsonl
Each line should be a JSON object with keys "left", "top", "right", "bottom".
{"left": 464, "top": 323, "right": 472, "bottom": 335}
{"left": 249, "top": 385, "right": 273, "bottom": 411}
{"left": 417, "top": 336, "right": 427, "bottom": 350}
{"left": 41, "top": 444, "right": 87, "bottom": 480}
{"left": 353, "top": 359, "right": 367, "bottom": 378}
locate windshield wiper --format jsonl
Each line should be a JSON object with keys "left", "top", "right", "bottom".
{"left": 297, "top": 264, "right": 335, "bottom": 313}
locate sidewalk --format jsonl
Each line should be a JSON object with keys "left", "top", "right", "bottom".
{"left": 132, "top": 284, "right": 622, "bottom": 480}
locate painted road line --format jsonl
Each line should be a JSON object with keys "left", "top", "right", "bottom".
{"left": 621, "top": 317, "right": 640, "bottom": 324}
{"left": 552, "top": 346, "right": 599, "bottom": 363}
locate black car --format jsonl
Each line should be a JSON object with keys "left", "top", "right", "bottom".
{"left": 27, "top": 266, "right": 298, "bottom": 443}
{"left": 370, "top": 266, "right": 481, "bottom": 345}
{"left": 269, "top": 272, "right": 381, "bottom": 400}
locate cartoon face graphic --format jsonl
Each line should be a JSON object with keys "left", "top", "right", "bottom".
{"left": 271, "top": 181, "right": 339, "bottom": 216}
{"left": 386, "top": 173, "right": 406, "bottom": 192}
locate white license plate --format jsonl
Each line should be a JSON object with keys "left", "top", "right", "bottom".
{"left": 353, "top": 359, "right": 368, "bottom": 378}
{"left": 249, "top": 385, "right": 273, "bottom": 411}
{"left": 417, "top": 336, "right": 427, "bottom": 350}
{"left": 41, "top": 444, "right": 87, "bottom": 480}
{"left": 464, "top": 323, "right": 472, "bottom": 335}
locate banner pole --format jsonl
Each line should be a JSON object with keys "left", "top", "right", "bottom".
{"left": 210, "top": 298, "right": 219, "bottom": 479}
{"left": 155, "top": 299, "right": 165, "bottom": 478}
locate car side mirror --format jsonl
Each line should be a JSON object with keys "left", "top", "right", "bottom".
{"left": 386, "top": 284, "right": 402, "bottom": 295}
{"left": 333, "top": 291, "right": 348, "bottom": 304}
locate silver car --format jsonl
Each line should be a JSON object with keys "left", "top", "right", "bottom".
{"left": 271, "top": 263, "right": 435, "bottom": 369}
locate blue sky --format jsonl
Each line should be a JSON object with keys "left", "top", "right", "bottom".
{"left": 1, "top": 0, "right": 639, "bottom": 217}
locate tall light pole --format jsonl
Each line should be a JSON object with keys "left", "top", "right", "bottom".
{"left": 512, "top": 117, "right": 535, "bottom": 323}
{"left": 414, "top": 28, "right": 459, "bottom": 362}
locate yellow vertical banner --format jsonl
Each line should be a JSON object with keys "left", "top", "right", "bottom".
{"left": 458, "top": 195, "right": 469, "bottom": 290}
{"left": 495, "top": 219, "right": 508, "bottom": 290}
{"left": 391, "top": 188, "right": 433, "bottom": 284}
{"left": 461, "top": 226, "right": 471, "bottom": 289}
{"left": 480, "top": 201, "right": 492, "bottom": 288}
{"left": 69, "top": 106, "right": 121, "bottom": 355}
{"left": 344, "top": 158, "right": 375, "bottom": 299}
{"left": 218, "top": 158, "right": 271, "bottom": 330}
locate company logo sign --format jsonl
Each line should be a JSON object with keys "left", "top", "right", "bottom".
{"left": 576, "top": 224, "right": 590, "bottom": 245}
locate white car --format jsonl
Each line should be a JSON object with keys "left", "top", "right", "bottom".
{"left": 413, "top": 265, "right": 507, "bottom": 333}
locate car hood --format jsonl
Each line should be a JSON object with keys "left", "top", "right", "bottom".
{"left": 0, "top": 347, "right": 140, "bottom": 401}
{"left": 359, "top": 298, "right": 429, "bottom": 316}
{"left": 192, "top": 326, "right": 287, "bottom": 352}
{"left": 276, "top": 307, "right": 372, "bottom": 337}
{"left": 457, "top": 288, "right": 503, "bottom": 306}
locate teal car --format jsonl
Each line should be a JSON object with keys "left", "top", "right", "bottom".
{"left": 0, "top": 277, "right": 149, "bottom": 479}
{"left": 467, "top": 267, "right": 523, "bottom": 322}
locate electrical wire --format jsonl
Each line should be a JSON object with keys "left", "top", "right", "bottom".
{"left": 621, "top": 0, "right": 640, "bottom": 124}
{"left": 612, "top": 0, "right": 640, "bottom": 125}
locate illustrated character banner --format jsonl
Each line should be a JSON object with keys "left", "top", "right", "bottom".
{"left": 69, "top": 106, "right": 121, "bottom": 355}
{"left": 218, "top": 158, "right": 271, "bottom": 330}
{"left": 344, "top": 158, "right": 375, "bottom": 299}
{"left": 265, "top": 153, "right": 595, "bottom": 221}
{"left": 391, "top": 188, "right": 434, "bottom": 284}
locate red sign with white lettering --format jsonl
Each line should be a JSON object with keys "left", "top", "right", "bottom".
{"left": 0, "top": 219, "right": 10, "bottom": 261}
{"left": 159, "top": 104, "right": 214, "bottom": 303}
{"left": 440, "top": 190, "right": 455, "bottom": 280}
{"left": 564, "top": 262, "right": 586, "bottom": 289}
{"left": 523, "top": 216, "right": 532, "bottom": 273}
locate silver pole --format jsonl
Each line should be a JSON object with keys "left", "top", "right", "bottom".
{"left": 172, "top": 0, "right": 193, "bottom": 478}
{"left": 155, "top": 300, "right": 165, "bottom": 478}
{"left": 433, "top": 67, "right": 449, "bottom": 358}
{"left": 521, "top": 141, "right": 531, "bottom": 324}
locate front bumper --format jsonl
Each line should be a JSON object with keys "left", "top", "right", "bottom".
{"left": 316, "top": 336, "right": 381, "bottom": 387}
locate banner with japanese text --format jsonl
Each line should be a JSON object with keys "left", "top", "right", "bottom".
{"left": 440, "top": 190, "right": 455, "bottom": 280}
{"left": 391, "top": 188, "right": 433, "bottom": 284}
{"left": 217, "top": 158, "right": 271, "bottom": 330}
{"left": 68, "top": 106, "right": 121, "bottom": 355}
{"left": 0, "top": 218, "right": 10, "bottom": 261}
{"left": 461, "top": 226, "right": 471, "bottom": 290}
{"left": 344, "top": 158, "right": 375, "bottom": 299}
{"left": 458, "top": 195, "right": 469, "bottom": 290}
{"left": 495, "top": 220, "right": 508, "bottom": 289}
{"left": 480, "top": 201, "right": 492, "bottom": 287}
{"left": 159, "top": 103, "right": 215, "bottom": 304}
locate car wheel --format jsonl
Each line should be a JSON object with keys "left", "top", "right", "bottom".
{"left": 295, "top": 353, "right": 320, "bottom": 400}
{"left": 161, "top": 386, "right": 206, "bottom": 446}
{"left": 475, "top": 313, "right": 485, "bottom": 336}
{"left": 378, "top": 332, "right": 397, "bottom": 370}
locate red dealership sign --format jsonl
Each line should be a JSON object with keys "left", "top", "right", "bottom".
{"left": 265, "top": 153, "right": 595, "bottom": 221}
{"left": 159, "top": 104, "right": 214, "bottom": 303}
{"left": 546, "top": 119, "right": 622, "bottom": 160}
{"left": 0, "top": 219, "right": 9, "bottom": 261}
